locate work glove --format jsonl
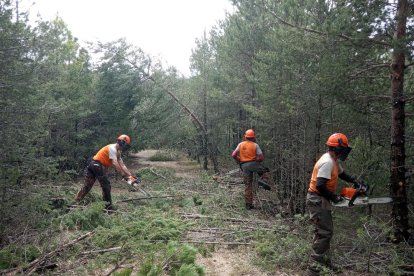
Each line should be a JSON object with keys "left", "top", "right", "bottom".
{"left": 128, "top": 175, "right": 137, "bottom": 181}
{"left": 131, "top": 175, "right": 142, "bottom": 184}
{"left": 353, "top": 180, "right": 369, "bottom": 193}
{"left": 124, "top": 175, "right": 141, "bottom": 185}
{"left": 331, "top": 194, "right": 343, "bottom": 203}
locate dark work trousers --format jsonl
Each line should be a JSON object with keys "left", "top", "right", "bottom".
{"left": 306, "top": 192, "right": 334, "bottom": 269}
{"left": 240, "top": 161, "right": 267, "bottom": 204}
{"left": 75, "top": 160, "right": 112, "bottom": 207}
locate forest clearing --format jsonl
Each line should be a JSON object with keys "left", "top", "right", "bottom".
{"left": 0, "top": 149, "right": 285, "bottom": 275}
{"left": 0, "top": 149, "right": 412, "bottom": 275}
{"left": 1, "top": 0, "right": 414, "bottom": 275}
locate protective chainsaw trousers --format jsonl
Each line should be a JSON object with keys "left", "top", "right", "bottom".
{"left": 75, "top": 160, "right": 112, "bottom": 207}
{"left": 240, "top": 161, "right": 271, "bottom": 204}
{"left": 243, "top": 175, "right": 253, "bottom": 204}
{"left": 306, "top": 192, "right": 333, "bottom": 268}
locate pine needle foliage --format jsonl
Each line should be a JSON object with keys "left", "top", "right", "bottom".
{"left": 59, "top": 202, "right": 110, "bottom": 230}
{"left": 139, "top": 242, "right": 204, "bottom": 276}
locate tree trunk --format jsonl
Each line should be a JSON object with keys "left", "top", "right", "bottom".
{"left": 390, "top": 0, "right": 410, "bottom": 243}
{"left": 202, "top": 132, "right": 208, "bottom": 171}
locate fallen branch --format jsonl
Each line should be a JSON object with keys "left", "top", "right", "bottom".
{"left": 80, "top": 246, "right": 122, "bottom": 255}
{"left": 32, "top": 185, "right": 72, "bottom": 189}
{"left": 179, "top": 212, "right": 281, "bottom": 225}
{"left": 150, "top": 167, "right": 167, "bottom": 179}
{"left": 3, "top": 231, "right": 95, "bottom": 275}
{"left": 180, "top": 240, "right": 254, "bottom": 245}
{"left": 116, "top": 195, "right": 181, "bottom": 203}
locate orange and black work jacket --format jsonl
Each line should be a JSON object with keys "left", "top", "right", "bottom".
{"left": 93, "top": 144, "right": 118, "bottom": 168}
{"left": 232, "top": 140, "right": 264, "bottom": 163}
{"left": 308, "top": 152, "right": 343, "bottom": 194}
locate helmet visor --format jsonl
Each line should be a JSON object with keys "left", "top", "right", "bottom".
{"left": 339, "top": 147, "right": 352, "bottom": 161}
{"left": 118, "top": 140, "right": 131, "bottom": 151}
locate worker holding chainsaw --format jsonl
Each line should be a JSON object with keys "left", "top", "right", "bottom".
{"left": 232, "top": 129, "right": 271, "bottom": 210}
{"left": 75, "top": 134, "right": 138, "bottom": 209}
{"left": 306, "top": 133, "right": 368, "bottom": 275}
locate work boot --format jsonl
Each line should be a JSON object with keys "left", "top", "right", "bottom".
{"left": 245, "top": 203, "right": 254, "bottom": 210}
{"left": 104, "top": 203, "right": 116, "bottom": 212}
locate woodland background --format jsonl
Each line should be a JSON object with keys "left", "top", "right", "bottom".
{"left": 1, "top": 0, "right": 414, "bottom": 274}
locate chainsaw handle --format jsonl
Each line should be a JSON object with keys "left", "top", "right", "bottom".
{"left": 348, "top": 188, "right": 366, "bottom": 207}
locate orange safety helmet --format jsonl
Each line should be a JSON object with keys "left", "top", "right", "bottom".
{"left": 244, "top": 129, "right": 255, "bottom": 139}
{"left": 326, "top": 133, "right": 349, "bottom": 147}
{"left": 326, "top": 133, "right": 352, "bottom": 161}
{"left": 117, "top": 134, "right": 131, "bottom": 144}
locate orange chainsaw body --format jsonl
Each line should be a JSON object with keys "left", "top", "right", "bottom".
{"left": 340, "top": 187, "right": 357, "bottom": 200}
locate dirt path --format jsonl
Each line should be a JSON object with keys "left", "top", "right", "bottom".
{"left": 130, "top": 150, "right": 200, "bottom": 179}
{"left": 126, "top": 150, "right": 272, "bottom": 276}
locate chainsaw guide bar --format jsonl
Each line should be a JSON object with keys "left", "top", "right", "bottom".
{"left": 333, "top": 196, "right": 396, "bottom": 207}
{"left": 124, "top": 179, "right": 151, "bottom": 197}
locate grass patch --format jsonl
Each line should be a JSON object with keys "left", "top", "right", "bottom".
{"left": 136, "top": 167, "right": 176, "bottom": 182}
{"left": 148, "top": 150, "right": 179, "bottom": 162}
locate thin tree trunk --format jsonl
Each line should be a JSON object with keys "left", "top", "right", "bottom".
{"left": 390, "top": 0, "right": 410, "bottom": 243}
{"left": 201, "top": 36, "right": 209, "bottom": 171}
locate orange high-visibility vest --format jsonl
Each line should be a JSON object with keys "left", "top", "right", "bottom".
{"left": 239, "top": 141, "right": 257, "bottom": 162}
{"left": 93, "top": 145, "right": 113, "bottom": 167}
{"left": 308, "top": 153, "right": 339, "bottom": 194}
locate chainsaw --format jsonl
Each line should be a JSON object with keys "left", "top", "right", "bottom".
{"left": 333, "top": 186, "right": 402, "bottom": 207}
{"left": 123, "top": 176, "right": 151, "bottom": 197}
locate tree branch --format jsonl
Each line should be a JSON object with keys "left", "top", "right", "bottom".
{"left": 350, "top": 63, "right": 390, "bottom": 78}
{"left": 262, "top": 4, "right": 391, "bottom": 48}
{"left": 3, "top": 231, "right": 95, "bottom": 275}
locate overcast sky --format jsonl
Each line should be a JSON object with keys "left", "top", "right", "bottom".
{"left": 23, "top": 0, "right": 234, "bottom": 76}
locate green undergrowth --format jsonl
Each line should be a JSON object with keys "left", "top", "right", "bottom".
{"left": 148, "top": 150, "right": 180, "bottom": 162}
{"left": 0, "top": 244, "right": 41, "bottom": 270}
{"left": 136, "top": 167, "right": 176, "bottom": 182}
{"left": 253, "top": 215, "right": 311, "bottom": 271}
{"left": 138, "top": 241, "right": 205, "bottom": 276}
{"left": 332, "top": 207, "right": 414, "bottom": 275}
{"left": 2, "top": 160, "right": 411, "bottom": 275}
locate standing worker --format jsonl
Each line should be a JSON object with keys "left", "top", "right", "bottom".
{"left": 75, "top": 134, "right": 138, "bottom": 210}
{"left": 306, "top": 133, "right": 368, "bottom": 275}
{"left": 232, "top": 129, "right": 271, "bottom": 210}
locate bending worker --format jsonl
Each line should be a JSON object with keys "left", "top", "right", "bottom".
{"left": 75, "top": 134, "right": 137, "bottom": 209}
{"left": 306, "top": 133, "right": 367, "bottom": 275}
{"left": 232, "top": 129, "right": 271, "bottom": 210}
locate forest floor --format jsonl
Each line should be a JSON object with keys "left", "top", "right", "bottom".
{"left": 7, "top": 149, "right": 406, "bottom": 275}
{"left": 124, "top": 149, "right": 279, "bottom": 276}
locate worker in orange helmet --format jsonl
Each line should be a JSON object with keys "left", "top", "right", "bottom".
{"left": 75, "top": 134, "right": 138, "bottom": 210}
{"left": 306, "top": 133, "right": 368, "bottom": 275}
{"left": 231, "top": 129, "right": 271, "bottom": 210}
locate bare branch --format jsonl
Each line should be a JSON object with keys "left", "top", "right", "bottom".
{"left": 350, "top": 63, "right": 390, "bottom": 78}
